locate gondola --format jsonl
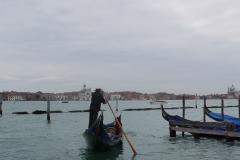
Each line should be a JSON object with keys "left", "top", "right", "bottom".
{"left": 161, "top": 105, "right": 240, "bottom": 140}
{"left": 161, "top": 105, "right": 214, "bottom": 131}
{"left": 83, "top": 111, "right": 123, "bottom": 151}
{"left": 204, "top": 107, "right": 240, "bottom": 132}
{"left": 161, "top": 105, "right": 191, "bottom": 123}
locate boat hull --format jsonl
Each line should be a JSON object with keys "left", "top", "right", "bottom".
{"left": 150, "top": 100, "right": 168, "bottom": 105}
{"left": 161, "top": 105, "right": 214, "bottom": 132}
{"left": 83, "top": 129, "right": 121, "bottom": 151}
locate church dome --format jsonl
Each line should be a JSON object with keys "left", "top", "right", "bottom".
{"left": 229, "top": 85, "right": 235, "bottom": 92}
{"left": 81, "top": 83, "right": 87, "bottom": 91}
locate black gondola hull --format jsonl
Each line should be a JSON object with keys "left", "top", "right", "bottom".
{"left": 83, "top": 111, "right": 123, "bottom": 151}
{"left": 83, "top": 129, "right": 120, "bottom": 151}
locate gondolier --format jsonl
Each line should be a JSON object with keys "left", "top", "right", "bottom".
{"left": 88, "top": 88, "right": 107, "bottom": 128}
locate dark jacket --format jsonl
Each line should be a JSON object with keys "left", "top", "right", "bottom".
{"left": 90, "top": 90, "right": 106, "bottom": 111}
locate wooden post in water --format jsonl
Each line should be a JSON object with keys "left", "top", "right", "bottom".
{"left": 239, "top": 95, "right": 240, "bottom": 118}
{"left": 47, "top": 96, "right": 50, "bottom": 121}
{"left": 170, "top": 122, "right": 176, "bottom": 137}
{"left": 226, "top": 122, "right": 234, "bottom": 142}
{"left": 0, "top": 98, "right": 2, "bottom": 115}
{"left": 182, "top": 94, "right": 185, "bottom": 137}
{"left": 116, "top": 97, "right": 118, "bottom": 111}
{"left": 221, "top": 99, "right": 224, "bottom": 122}
{"left": 195, "top": 94, "right": 197, "bottom": 108}
{"left": 203, "top": 96, "right": 206, "bottom": 122}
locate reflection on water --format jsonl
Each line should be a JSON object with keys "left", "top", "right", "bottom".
{"left": 79, "top": 145, "right": 123, "bottom": 160}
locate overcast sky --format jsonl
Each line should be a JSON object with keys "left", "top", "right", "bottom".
{"left": 0, "top": 0, "right": 239, "bottom": 95}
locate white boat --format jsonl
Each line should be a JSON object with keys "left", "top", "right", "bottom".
{"left": 62, "top": 100, "right": 69, "bottom": 103}
{"left": 149, "top": 99, "right": 168, "bottom": 105}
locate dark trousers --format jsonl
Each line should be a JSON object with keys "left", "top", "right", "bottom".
{"left": 88, "top": 106, "right": 99, "bottom": 128}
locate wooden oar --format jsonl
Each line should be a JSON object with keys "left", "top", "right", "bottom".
{"left": 102, "top": 92, "right": 137, "bottom": 155}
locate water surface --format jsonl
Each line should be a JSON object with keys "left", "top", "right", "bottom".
{"left": 1, "top": 100, "right": 240, "bottom": 160}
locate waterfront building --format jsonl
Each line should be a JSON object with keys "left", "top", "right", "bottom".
{"left": 109, "top": 91, "right": 143, "bottom": 100}
{"left": 148, "top": 92, "right": 175, "bottom": 100}
{"left": 7, "top": 91, "right": 38, "bottom": 101}
{"left": 63, "top": 92, "right": 79, "bottom": 100}
{"left": 235, "top": 91, "right": 240, "bottom": 98}
{"left": 78, "top": 83, "right": 91, "bottom": 101}
{"left": 175, "top": 94, "right": 196, "bottom": 100}
{"left": 139, "top": 94, "right": 144, "bottom": 100}
{"left": 156, "top": 92, "right": 175, "bottom": 100}
{"left": 55, "top": 93, "right": 68, "bottom": 101}
{"left": 110, "top": 94, "right": 121, "bottom": 100}
{"left": 8, "top": 95, "right": 26, "bottom": 101}
{"left": 43, "top": 93, "right": 55, "bottom": 101}
{"left": 148, "top": 94, "right": 156, "bottom": 100}
{"left": 143, "top": 93, "right": 149, "bottom": 100}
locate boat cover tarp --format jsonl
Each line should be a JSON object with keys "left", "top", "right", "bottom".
{"left": 205, "top": 108, "right": 240, "bottom": 132}
{"left": 100, "top": 130, "right": 114, "bottom": 140}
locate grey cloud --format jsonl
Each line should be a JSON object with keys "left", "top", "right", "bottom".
{"left": 0, "top": 0, "right": 239, "bottom": 94}
{"left": 0, "top": 75, "right": 18, "bottom": 82}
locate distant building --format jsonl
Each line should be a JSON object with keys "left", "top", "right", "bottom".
{"left": 156, "top": 92, "right": 175, "bottom": 100}
{"left": 110, "top": 94, "right": 121, "bottom": 100}
{"left": 143, "top": 93, "right": 149, "bottom": 100}
{"left": 63, "top": 92, "right": 79, "bottom": 100}
{"left": 7, "top": 91, "right": 40, "bottom": 101}
{"left": 148, "top": 94, "right": 156, "bottom": 100}
{"left": 148, "top": 92, "right": 175, "bottom": 100}
{"left": 78, "top": 83, "right": 91, "bottom": 101}
{"left": 227, "top": 84, "right": 239, "bottom": 98}
{"left": 109, "top": 91, "right": 143, "bottom": 100}
{"left": 228, "top": 85, "right": 236, "bottom": 95}
{"left": 175, "top": 94, "right": 196, "bottom": 100}
{"left": 55, "top": 93, "right": 68, "bottom": 101}
{"left": 8, "top": 95, "right": 26, "bottom": 101}
{"left": 43, "top": 93, "right": 55, "bottom": 101}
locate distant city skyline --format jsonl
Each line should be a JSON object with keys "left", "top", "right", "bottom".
{"left": 1, "top": 83, "right": 238, "bottom": 96}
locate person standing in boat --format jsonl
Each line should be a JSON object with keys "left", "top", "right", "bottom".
{"left": 88, "top": 88, "right": 107, "bottom": 128}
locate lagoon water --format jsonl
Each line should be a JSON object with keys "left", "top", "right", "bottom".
{"left": 1, "top": 99, "right": 240, "bottom": 160}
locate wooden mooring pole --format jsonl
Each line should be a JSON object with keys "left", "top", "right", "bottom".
{"left": 47, "top": 96, "right": 50, "bottom": 121}
{"left": 238, "top": 95, "right": 240, "bottom": 118}
{"left": 116, "top": 98, "right": 118, "bottom": 111}
{"left": 195, "top": 94, "right": 197, "bottom": 108}
{"left": 203, "top": 96, "right": 206, "bottom": 122}
{"left": 226, "top": 122, "right": 235, "bottom": 142}
{"left": 182, "top": 95, "right": 185, "bottom": 137}
{"left": 221, "top": 99, "right": 224, "bottom": 122}
{"left": 0, "top": 98, "right": 2, "bottom": 114}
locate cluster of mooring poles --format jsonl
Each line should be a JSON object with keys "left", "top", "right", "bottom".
{"left": 168, "top": 95, "right": 240, "bottom": 142}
